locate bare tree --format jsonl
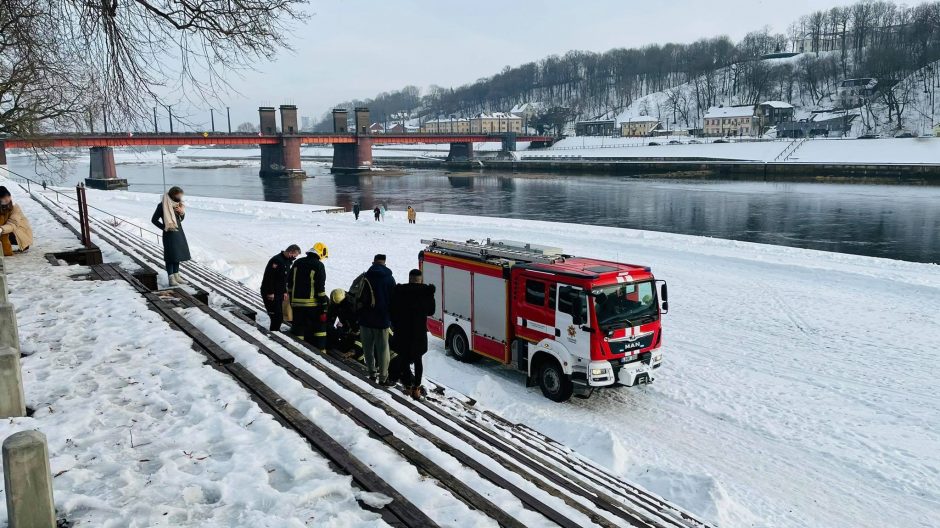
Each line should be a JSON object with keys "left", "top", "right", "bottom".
{"left": 1, "top": 0, "right": 307, "bottom": 137}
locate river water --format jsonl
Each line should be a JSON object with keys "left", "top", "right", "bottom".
{"left": 6, "top": 156, "right": 940, "bottom": 264}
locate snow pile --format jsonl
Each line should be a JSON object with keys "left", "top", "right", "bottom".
{"left": 63, "top": 185, "right": 940, "bottom": 528}
{"left": 0, "top": 180, "right": 388, "bottom": 527}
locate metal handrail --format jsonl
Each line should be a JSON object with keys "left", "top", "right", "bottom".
{"left": 1, "top": 167, "right": 163, "bottom": 243}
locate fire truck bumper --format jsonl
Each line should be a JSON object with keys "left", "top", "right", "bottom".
{"left": 616, "top": 353, "right": 663, "bottom": 387}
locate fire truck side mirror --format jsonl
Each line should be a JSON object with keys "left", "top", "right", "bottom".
{"left": 661, "top": 301, "right": 669, "bottom": 313}
{"left": 659, "top": 282, "right": 668, "bottom": 302}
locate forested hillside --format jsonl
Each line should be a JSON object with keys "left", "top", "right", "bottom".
{"left": 313, "top": 0, "right": 940, "bottom": 135}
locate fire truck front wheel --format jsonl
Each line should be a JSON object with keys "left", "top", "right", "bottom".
{"left": 537, "top": 357, "right": 574, "bottom": 402}
{"left": 447, "top": 326, "right": 480, "bottom": 363}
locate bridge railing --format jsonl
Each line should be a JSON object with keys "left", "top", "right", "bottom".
{"left": 0, "top": 168, "right": 163, "bottom": 244}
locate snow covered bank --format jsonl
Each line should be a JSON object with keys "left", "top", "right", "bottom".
{"left": 0, "top": 181, "right": 389, "bottom": 526}
{"left": 531, "top": 136, "right": 940, "bottom": 164}
{"left": 62, "top": 186, "right": 940, "bottom": 528}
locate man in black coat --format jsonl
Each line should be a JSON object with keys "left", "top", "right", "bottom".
{"left": 260, "top": 244, "right": 301, "bottom": 331}
{"left": 288, "top": 244, "right": 329, "bottom": 347}
{"left": 390, "top": 269, "right": 436, "bottom": 399}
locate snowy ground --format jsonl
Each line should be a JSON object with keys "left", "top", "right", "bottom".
{"left": 0, "top": 181, "right": 394, "bottom": 527}
{"left": 530, "top": 136, "right": 940, "bottom": 163}
{"left": 46, "top": 185, "right": 940, "bottom": 528}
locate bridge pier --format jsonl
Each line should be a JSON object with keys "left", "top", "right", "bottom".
{"left": 0, "top": 139, "right": 6, "bottom": 166}
{"left": 497, "top": 133, "right": 517, "bottom": 160}
{"left": 331, "top": 107, "right": 373, "bottom": 173}
{"left": 85, "top": 146, "right": 128, "bottom": 190}
{"left": 258, "top": 105, "right": 306, "bottom": 179}
{"left": 447, "top": 142, "right": 474, "bottom": 162}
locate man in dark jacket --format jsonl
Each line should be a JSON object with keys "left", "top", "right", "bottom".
{"left": 288, "top": 243, "right": 329, "bottom": 347}
{"left": 359, "top": 254, "right": 396, "bottom": 384}
{"left": 390, "top": 269, "right": 436, "bottom": 399}
{"left": 352, "top": 202, "right": 361, "bottom": 220}
{"left": 260, "top": 244, "right": 301, "bottom": 331}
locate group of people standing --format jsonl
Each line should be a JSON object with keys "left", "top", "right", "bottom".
{"left": 148, "top": 187, "right": 434, "bottom": 398}
{"left": 351, "top": 202, "right": 418, "bottom": 224}
{"left": 260, "top": 246, "right": 435, "bottom": 399}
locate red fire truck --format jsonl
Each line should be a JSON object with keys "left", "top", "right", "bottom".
{"left": 419, "top": 239, "right": 669, "bottom": 402}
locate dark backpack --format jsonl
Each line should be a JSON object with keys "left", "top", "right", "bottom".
{"left": 348, "top": 272, "right": 374, "bottom": 314}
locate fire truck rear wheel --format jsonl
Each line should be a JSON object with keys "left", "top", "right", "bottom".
{"left": 538, "top": 358, "right": 573, "bottom": 402}
{"left": 447, "top": 326, "right": 479, "bottom": 363}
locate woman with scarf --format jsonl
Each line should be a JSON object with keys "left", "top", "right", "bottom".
{"left": 151, "top": 186, "right": 191, "bottom": 286}
{"left": 0, "top": 186, "right": 33, "bottom": 256}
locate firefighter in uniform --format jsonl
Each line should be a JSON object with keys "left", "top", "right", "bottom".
{"left": 326, "top": 288, "right": 362, "bottom": 356}
{"left": 288, "top": 243, "right": 329, "bottom": 348}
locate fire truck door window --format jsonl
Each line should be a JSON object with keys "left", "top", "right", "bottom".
{"left": 525, "top": 280, "right": 546, "bottom": 306}
{"left": 424, "top": 262, "right": 443, "bottom": 319}
{"left": 558, "top": 286, "right": 588, "bottom": 325}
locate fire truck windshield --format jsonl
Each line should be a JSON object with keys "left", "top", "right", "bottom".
{"left": 592, "top": 281, "right": 658, "bottom": 329}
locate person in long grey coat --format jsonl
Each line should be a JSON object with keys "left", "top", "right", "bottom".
{"left": 151, "top": 186, "right": 192, "bottom": 286}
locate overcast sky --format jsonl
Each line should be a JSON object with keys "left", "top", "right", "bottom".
{"left": 192, "top": 0, "right": 928, "bottom": 128}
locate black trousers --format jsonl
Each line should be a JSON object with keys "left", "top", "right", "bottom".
{"left": 293, "top": 306, "right": 327, "bottom": 349}
{"left": 263, "top": 295, "right": 283, "bottom": 331}
{"left": 390, "top": 352, "right": 424, "bottom": 387}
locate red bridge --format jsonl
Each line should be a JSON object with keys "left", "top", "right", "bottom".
{"left": 1, "top": 105, "right": 555, "bottom": 188}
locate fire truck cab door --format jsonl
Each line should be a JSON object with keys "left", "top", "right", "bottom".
{"left": 555, "top": 285, "right": 591, "bottom": 361}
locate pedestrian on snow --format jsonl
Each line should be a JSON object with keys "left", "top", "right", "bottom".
{"left": 260, "top": 244, "right": 301, "bottom": 331}
{"left": 288, "top": 243, "right": 329, "bottom": 348}
{"left": 406, "top": 206, "right": 416, "bottom": 224}
{"left": 41, "top": 181, "right": 47, "bottom": 191}
{"left": 390, "top": 269, "right": 436, "bottom": 399}
{"left": 359, "top": 254, "right": 396, "bottom": 384}
{"left": 379, "top": 203, "right": 387, "bottom": 221}
{"left": 352, "top": 201, "right": 361, "bottom": 220}
{"left": 373, "top": 206, "right": 381, "bottom": 221}
{"left": 150, "top": 186, "right": 190, "bottom": 286}
{"left": 0, "top": 186, "right": 33, "bottom": 256}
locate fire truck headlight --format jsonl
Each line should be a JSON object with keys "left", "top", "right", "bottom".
{"left": 653, "top": 353, "right": 663, "bottom": 363}
{"left": 591, "top": 368, "right": 606, "bottom": 376}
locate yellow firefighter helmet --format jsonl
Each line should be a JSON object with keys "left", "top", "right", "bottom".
{"left": 330, "top": 288, "right": 346, "bottom": 304}
{"left": 309, "top": 242, "right": 329, "bottom": 259}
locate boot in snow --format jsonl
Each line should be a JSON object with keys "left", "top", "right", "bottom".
{"left": 174, "top": 273, "right": 189, "bottom": 285}
{"left": 168, "top": 274, "right": 180, "bottom": 287}
{"left": 411, "top": 386, "right": 423, "bottom": 400}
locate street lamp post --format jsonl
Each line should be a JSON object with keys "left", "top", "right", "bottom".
{"left": 227, "top": 107, "right": 231, "bottom": 133}
{"left": 210, "top": 109, "right": 215, "bottom": 133}
{"left": 168, "top": 105, "right": 174, "bottom": 134}
{"left": 153, "top": 107, "right": 158, "bottom": 133}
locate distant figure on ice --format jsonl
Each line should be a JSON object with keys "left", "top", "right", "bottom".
{"left": 357, "top": 254, "right": 396, "bottom": 384}
{"left": 406, "top": 206, "right": 416, "bottom": 224}
{"left": 373, "top": 206, "right": 381, "bottom": 221}
{"left": 0, "top": 186, "right": 33, "bottom": 256}
{"left": 390, "top": 269, "right": 436, "bottom": 399}
{"left": 289, "top": 243, "right": 329, "bottom": 348}
{"left": 260, "top": 244, "right": 301, "bottom": 331}
{"left": 151, "top": 186, "right": 190, "bottom": 286}
{"left": 380, "top": 203, "right": 387, "bottom": 221}
{"left": 352, "top": 201, "right": 361, "bottom": 220}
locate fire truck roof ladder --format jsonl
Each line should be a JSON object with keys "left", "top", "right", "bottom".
{"left": 422, "top": 238, "right": 566, "bottom": 264}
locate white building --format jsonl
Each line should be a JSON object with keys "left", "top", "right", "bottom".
{"left": 619, "top": 115, "right": 662, "bottom": 137}
{"left": 703, "top": 106, "right": 760, "bottom": 137}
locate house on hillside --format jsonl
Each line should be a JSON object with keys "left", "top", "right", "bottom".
{"left": 385, "top": 123, "right": 418, "bottom": 134}
{"left": 510, "top": 102, "right": 545, "bottom": 119}
{"left": 777, "top": 111, "right": 857, "bottom": 138}
{"left": 369, "top": 123, "right": 385, "bottom": 134}
{"left": 758, "top": 101, "right": 795, "bottom": 129}
{"left": 422, "top": 117, "right": 470, "bottom": 134}
{"left": 838, "top": 78, "right": 878, "bottom": 109}
{"left": 470, "top": 112, "right": 523, "bottom": 133}
{"left": 575, "top": 119, "right": 616, "bottom": 137}
{"left": 703, "top": 106, "right": 759, "bottom": 137}
{"left": 619, "top": 116, "right": 662, "bottom": 137}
